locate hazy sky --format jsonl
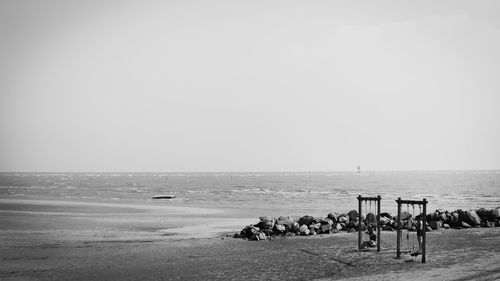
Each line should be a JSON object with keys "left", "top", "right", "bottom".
{"left": 1, "top": 0, "right": 499, "bottom": 172}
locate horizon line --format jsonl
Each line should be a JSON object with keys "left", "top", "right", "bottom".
{"left": 1, "top": 168, "right": 499, "bottom": 174}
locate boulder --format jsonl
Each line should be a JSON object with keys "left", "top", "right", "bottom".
{"left": 320, "top": 223, "right": 332, "bottom": 233}
{"left": 276, "top": 216, "right": 294, "bottom": 228}
{"left": 322, "top": 218, "right": 334, "bottom": 226}
{"left": 476, "top": 208, "right": 488, "bottom": 220}
{"left": 380, "top": 216, "right": 390, "bottom": 225}
{"left": 356, "top": 221, "right": 367, "bottom": 231}
{"left": 338, "top": 215, "right": 349, "bottom": 223}
{"left": 309, "top": 227, "right": 316, "bottom": 235}
{"left": 298, "top": 215, "right": 315, "bottom": 226}
{"left": 461, "top": 221, "right": 472, "bottom": 228}
{"left": 310, "top": 223, "right": 321, "bottom": 231}
{"left": 274, "top": 224, "right": 286, "bottom": 234}
{"left": 299, "top": 224, "right": 310, "bottom": 235}
{"left": 443, "top": 223, "right": 450, "bottom": 229}
{"left": 401, "top": 211, "right": 412, "bottom": 220}
{"left": 256, "top": 232, "right": 267, "bottom": 241}
{"left": 347, "top": 220, "right": 356, "bottom": 229}
{"left": 327, "top": 212, "right": 340, "bottom": 222}
{"left": 380, "top": 212, "right": 392, "bottom": 219}
{"left": 263, "top": 229, "right": 274, "bottom": 236}
{"left": 428, "top": 220, "right": 442, "bottom": 230}
{"left": 347, "top": 210, "right": 359, "bottom": 221}
{"left": 464, "top": 210, "right": 481, "bottom": 226}
{"left": 332, "top": 223, "right": 342, "bottom": 231}
{"left": 258, "top": 216, "right": 275, "bottom": 230}
{"left": 365, "top": 212, "right": 376, "bottom": 223}
{"left": 381, "top": 225, "right": 393, "bottom": 231}
{"left": 339, "top": 223, "right": 347, "bottom": 230}
{"left": 241, "top": 225, "right": 260, "bottom": 239}
{"left": 291, "top": 222, "right": 301, "bottom": 233}
{"left": 440, "top": 213, "right": 448, "bottom": 222}
{"left": 450, "top": 212, "right": 460, "bottom": 226}
{"left": 485, "top": 221, "right": 495, "bottom": 228}
{"left": 493, "top": 207, "right": 500, "bottom": 219}
{"left": 431, "top": 211, "right": 441, "bottom": 221}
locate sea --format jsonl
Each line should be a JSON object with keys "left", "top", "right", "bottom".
{"left": 1, "top": 171, "right": 499, "bottom": 217}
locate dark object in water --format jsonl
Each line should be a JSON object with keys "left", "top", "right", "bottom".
{"left": 152, "top": 195, "right": 176, "bottom": 199}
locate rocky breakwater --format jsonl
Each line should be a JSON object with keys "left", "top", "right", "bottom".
{"left": 235, "top": 207, "right": 500, "bottom": 241}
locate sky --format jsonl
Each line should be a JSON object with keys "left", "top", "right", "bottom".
{"left": 1, "top": 0, "right": 499, "bottom": 172}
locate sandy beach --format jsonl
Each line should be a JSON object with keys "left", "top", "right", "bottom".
{"left": 1, "top": 198, "right": 499, "bottom": 280}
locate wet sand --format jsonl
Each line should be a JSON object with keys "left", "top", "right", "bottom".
{"left": 1, "top": 199, "right": 499, "bottom": 280}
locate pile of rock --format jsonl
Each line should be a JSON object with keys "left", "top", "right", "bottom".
{"left": 235, "top": 207, "right": 500, "bottom": 241}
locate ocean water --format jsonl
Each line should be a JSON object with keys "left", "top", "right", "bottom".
{"left": 1, "top": 171, "right": 499, "bottom": 216}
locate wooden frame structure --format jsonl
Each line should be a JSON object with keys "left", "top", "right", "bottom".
{"left": 396, "top": 197, "right": 427, "bottom": 263}
{"left": 357, "top": 195, "right": 381, "bottom": 252}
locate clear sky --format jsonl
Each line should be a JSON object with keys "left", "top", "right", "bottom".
{"left": 1, "top": 0, "right": 499, "bottom": 172}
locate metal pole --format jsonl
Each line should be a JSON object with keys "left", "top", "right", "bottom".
{"left": 377, "top": 195, "right": 381, "bottom": 252}
{"left": 396, "top": 197, "right": 401, "bottom": 258}
{"left": 358, "top": 195, "right": 362, "bottom": 250}
{"left": 422, "top": 198, "right": 427, "bottom": 263}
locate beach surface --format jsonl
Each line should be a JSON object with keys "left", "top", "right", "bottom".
{"left": 1, "top": 198, "right": 500, "bottom": 280}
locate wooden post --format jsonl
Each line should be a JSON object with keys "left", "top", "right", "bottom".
{"left": 377, "top": 195, "right": 381, "bottom": 252}
{"left": 396, "top": 197, "right": 401, "bottom": 259}
{"left": 422, "top": 198, "right": 427, "bottom": 263}
{"left": 358, "top": 195, "right": 362, "bottom": 250}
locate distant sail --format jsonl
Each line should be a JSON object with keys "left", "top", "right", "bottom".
{"left": 357, "top": 166, "right": 361, "bottom": 173}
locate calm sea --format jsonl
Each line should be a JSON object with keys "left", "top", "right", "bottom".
{"left": 1, "top": 171, "right": 499, "bottom": 216}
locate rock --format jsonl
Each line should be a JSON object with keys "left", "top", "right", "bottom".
{"left": 401, "top": 211, "right": 412, "bottom": 220}
{"left": 428, "top": 220, "right": 441, "bottom": 230}
{"left": 298, "top": 215, "right": 315, "bottom": 226}
{"left": 450, "top": 212, "right": 460, "bottom": 226}
{"left": 320, "top": 223, "right": 331, "bottom": 233}
{"left": 431, "top": 211, "right": 441, "bottom": 221}
{"left": 291, "top": 222, "right": 301, "bottom": 232}
{"left": 493, "top": 207, "right": 500, "bottom": 219}
{"left": 263, "top": 229, "right": 274, "bottom": 236}
{"left": 338, "top": 215, "right": 349, "bottom": 223}
{"left": 443, "top": 223, "right": 450, "bottom": 229}
{"left": 299, "top": 224, "right": 310, "bottom": 235}
{"left": 276, "top": 216, "right": 294, "bottom": 227}
{"left": 257, "top": 232, "right": 267, "bottom": 240}
{"left": 464, "top": 210, "right": 481, "bottom": 226}
{"left": 381, "top": 225, "right": 393, "bottom": 231}
{"left": 461, "top": 221, "right": 472, "bottom": 228}
{"left": 485, "top": 221, "right": 495, "bottom": 228}
{"left": 258, "top": 216, "right": 275, "bottom": 230}
{"left": 347, "top": 210, "right": 359, "bottom": 221}
{"left": 327, "top": 212, "right": 340, "bottom": 222}
{"left": 321, "top": 218, "right": 334, "bottom": 226}
{"left": 347, "top": 220, "right": 356, "bottom": 229}
{"left": 339, "top": 223, "right": 347, "bottom": 230}
{"left": 380, "top": 212, "right": 392, "bottom": 219}
{"left": 365, "top": 212, "right": 376, "bottom": 223}
{"left": 332, "top": 223, "right": 342, "bottom": 231}
{"left": 274, "top": 224, "right": 286, "bottom": 234}
{"left": 440, "top": 213, "right": 448, "bottom": 222}
{"left": 310, "top": 223, "right": 321, "bottom": 230}
{"left": 241, "top": 225, "right": 260, "bottom": 239}
{"left": 356, "top": 221, "right": 367, "bottom": 231}
{"left": 476, "top": 208, "right": 488, "bottom": 220}
{"left": 380, "top": 216, "right": 390, "bottom": 225}
{"left": 347, "top": 227, "right": 356, "bottom": 233}
{"left": 309, "top": 227, "right": 316, "bottom": 235}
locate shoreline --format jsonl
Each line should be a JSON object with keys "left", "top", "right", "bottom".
{"left": 1, "top": 198, "right": 500, "bottom": 280}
